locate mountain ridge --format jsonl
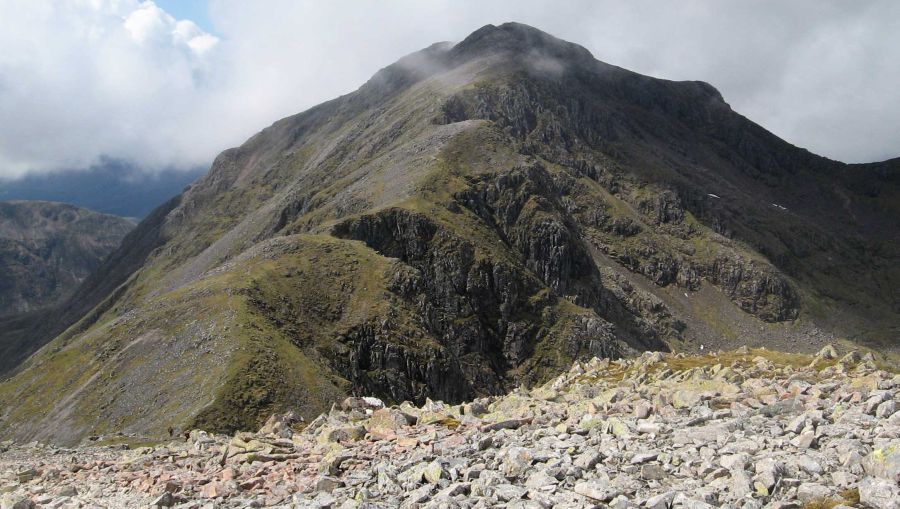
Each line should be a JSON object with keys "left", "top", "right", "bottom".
{"left": 0, "top": 22, "right": 896, "bottom": 446}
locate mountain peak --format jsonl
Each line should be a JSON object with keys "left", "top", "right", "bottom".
{"left": 452, "top": 22, "right": 596, "bottom": 64}
{"left": 361, "top": 22, "right": 601, "bottom": 101}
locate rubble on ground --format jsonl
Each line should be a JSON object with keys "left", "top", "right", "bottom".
{"left": 1, "top": 346, "right": 897, "bottom": 509}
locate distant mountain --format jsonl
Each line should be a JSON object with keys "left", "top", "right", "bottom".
{"left": 0, "top": 201, "right": 134, "bottom": 319}
{"left": 0, "top": 161, "right": 205, "bottom": 218}
{"left": 1, "top": 23, "right": 897, "bottom": 445}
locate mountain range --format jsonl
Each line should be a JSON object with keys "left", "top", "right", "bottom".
{"left": 0, "top": 201, "right": 134, "bottom": 318}
{"left": 0, "top": 201, "right": 134, "bottom": 374}
{"left": 0, "top": 23, "right": 896, "bottom": 446}
{"left": 0, "top": 161, "right": 205, "bottom": 219}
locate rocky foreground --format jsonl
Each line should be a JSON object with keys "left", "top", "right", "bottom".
{"left": 1, "top": 347, "right": 898, "bottom": 509}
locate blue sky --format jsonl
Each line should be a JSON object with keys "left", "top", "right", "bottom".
{"left": 154, "top": 0, "right": 215, "bottom": 33}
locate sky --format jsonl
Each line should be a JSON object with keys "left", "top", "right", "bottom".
{"left": 153, "top": 0, "right": 213, "bottom": 32}
{"left": 0, "top": 1, "right": 898, "bottom": 179}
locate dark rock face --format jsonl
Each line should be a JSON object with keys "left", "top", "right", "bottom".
{"left": 453, "top": 164, "right": 678, "bottom": 348}
{"left": 331, "top": 322, "right": 475, "bottom": 403}
{"left": 705, "top": 257, "right": 799, "bottom": 322}
{"left": 332, "top": 208, "right": 625, "bottom": 397}
{"left": 0, "top": 201, "right": 134, "bottom": 318}
{"left": 438, "top": 70, "right": 805, "bottom": 324}
{"left": 456, "top": 165, "right": 595, "bottom": 295}
{"left": 606, "top": 249, "right": 799, "bottom": 322}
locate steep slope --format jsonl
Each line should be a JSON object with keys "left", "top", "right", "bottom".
{"left": 1, "top": 23, "right": 897, "bottom": 445}
{"left": 0, "top": 201, "right": 134, "bottom": 317}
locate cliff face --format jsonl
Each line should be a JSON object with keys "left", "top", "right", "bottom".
{"left": 1, "top": 23, "right": 897, "bottom": 445}
{"left": 0, "top": 201, "right": 133, "bottom": 318}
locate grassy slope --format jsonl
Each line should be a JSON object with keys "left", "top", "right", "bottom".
{"left": 0, "top": 235, "right": 391, "bottom": 443}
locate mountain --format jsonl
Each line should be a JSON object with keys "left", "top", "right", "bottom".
{"left": 0, "top": 161, "right": 206, "bottom": 219}
{"left": 0, "top": 201, "right": 134, "bottom": 318}
{"left": 1, "top": 23, "right": 897, "bottom": 445}
{"left": 0, "top": 201, "right": 134, "bottom": 373}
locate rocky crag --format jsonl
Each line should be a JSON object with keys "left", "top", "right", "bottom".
{"left": 1, "top": 23, "right": 898, "bottom": 445}
{"left": 1, "top": 347, "right": 898, "bottom": 509}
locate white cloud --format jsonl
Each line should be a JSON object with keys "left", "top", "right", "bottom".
{"left": 0, "top": 0, "right": 220, "bottom": 178}
{"left": 174, "top": 21, "right": 218, "bottom": 55}
{"left": 123, "top": 3, "right": 169, "bottom": 44}
{"left": 0, "top": 0, "right": 898, "bottom": 180}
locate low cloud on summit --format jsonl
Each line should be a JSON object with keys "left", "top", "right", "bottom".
{"left": 1, "top": 0, "right": 898, "bottom": 178}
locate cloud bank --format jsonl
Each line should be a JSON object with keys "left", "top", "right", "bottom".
{"left": 1, "top": 0, "right": 898, "bottom": 179}
{"left": 0, "top": 1, "right": 224, "bottom": 178}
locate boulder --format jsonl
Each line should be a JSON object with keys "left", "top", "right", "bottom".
{"left": 323, "top": 426, "right": 367, "bottom": 444}
{"left": 634, "top": 400, "right": 653, "bottom": 419}
{"left": 876, "top": 400, "right": 897, "bottom": 419}
{"left": 859, "top": 476, "right": 900, "bottom": 509}
{"left": 796, "top": 483, "right": 831, "bottom": 503}
{"left": 340, "top": 397, "right": 384, "bottom": 412}
{"left": 814, "top": 345, "right": 838, "bottom": 361}
{"left": 0, "top": 495, "right": 35, "bottom": 509}
{"left": 398, "top": 461, "right": 444, "bottom": 485}
{"left": 864, "top": 442, "right": 900, "bottom": 482}
{"left": 258, "top": 411, "right": 299, "bottom": 437}
{"left": 367, "top": 408, "right": 415, "bottom": 433}
{"left": 645, "top": 491, "right": 677, "bottom": 509}
{"left": 502, "top": 447, "right": 533, "bottom": 478}
{"left": 574, "top": 480, "right": 620, "bottom": 502}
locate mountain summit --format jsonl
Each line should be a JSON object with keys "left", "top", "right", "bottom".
{"left": 1, "top": 23, "right": 897, "bottom": 445}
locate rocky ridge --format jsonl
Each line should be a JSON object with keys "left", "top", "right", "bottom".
{"left": 1, "top": 347, "right": 898, "bottom": 509}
